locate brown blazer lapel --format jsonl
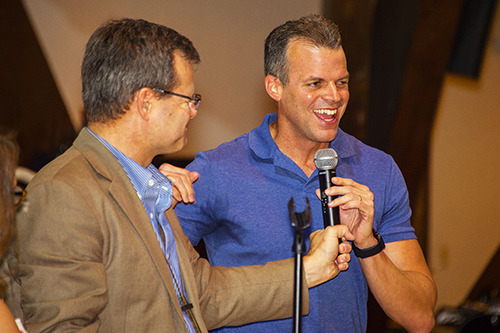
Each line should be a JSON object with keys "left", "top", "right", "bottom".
{"left": 74, "top": 129, "right": 187, "bottom": 324}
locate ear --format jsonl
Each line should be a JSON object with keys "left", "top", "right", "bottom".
{"left": 134, "top": 88, "right": 155, "bottom": 121}
{"left": 264, "top": 75, "right": 283, "bottom": 102}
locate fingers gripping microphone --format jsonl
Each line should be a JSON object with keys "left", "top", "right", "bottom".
{"left": 314, "top": 148, "right": 340, "bottom": 228}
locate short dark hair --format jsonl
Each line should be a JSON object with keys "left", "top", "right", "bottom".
{"left": 264, "top": 14, "right": 342, "bottom": 85}
{"left": 81, "top": 18, "right": 200, "bottom": 123}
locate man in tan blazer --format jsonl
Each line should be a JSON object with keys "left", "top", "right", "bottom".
{"left": 9, "top": 19, "right": 354, "bottom": 332}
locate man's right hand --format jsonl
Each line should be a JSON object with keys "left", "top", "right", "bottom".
{"left": 159, "top": 163, "right": 199, "bottom": 207}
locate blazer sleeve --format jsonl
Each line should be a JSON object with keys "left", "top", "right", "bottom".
{"left": 167, "top": 208, "right": 309, "bottom": 330}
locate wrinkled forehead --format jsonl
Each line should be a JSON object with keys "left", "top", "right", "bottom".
{"left": 285, "top": 43, "right": 348, "bottom": 82}
{"left": 286, "top": 40, "right": 345, "bottom": 66}
{"left": 286, "top": 40, "right": 344, "bottom": 72}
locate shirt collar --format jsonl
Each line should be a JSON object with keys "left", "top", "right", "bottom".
{"left": 86, "top": 128, "right": 173, "bottom": 209}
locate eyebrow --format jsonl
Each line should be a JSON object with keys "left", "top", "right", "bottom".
{"left": 305, "top": 74, "right": 350, "bottom": 82}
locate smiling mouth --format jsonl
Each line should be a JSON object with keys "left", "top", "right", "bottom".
{"left": 313, "top": 109, "right": 337, "bottom": 122}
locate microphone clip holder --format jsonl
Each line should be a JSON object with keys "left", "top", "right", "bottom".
{"left": 289, "top": 197, "right": 311, "bottom": 231}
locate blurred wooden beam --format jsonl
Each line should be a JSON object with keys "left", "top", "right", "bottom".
{"left": 388, "top": 0, "right": 466, "bottom": 252}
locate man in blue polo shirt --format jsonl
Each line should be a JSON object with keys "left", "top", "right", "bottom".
{"left": 173, "top": 15, "right": 437, "bottom": 332}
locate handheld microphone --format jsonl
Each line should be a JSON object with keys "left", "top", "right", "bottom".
{"left": 314, "top": 148, "right": 340, "bottom": 228}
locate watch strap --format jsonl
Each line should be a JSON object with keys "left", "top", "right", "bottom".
{"left": 352, "top": 229, "right": 385, "bottom": 258}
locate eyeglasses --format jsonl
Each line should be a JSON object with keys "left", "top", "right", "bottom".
{"left": 14, "top": 187, "right": 26, "bottom": 207}
{"left": 152, "top": 88, "right": 201, "bottom": 110}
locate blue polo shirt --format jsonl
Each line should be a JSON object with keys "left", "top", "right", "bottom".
{"left": 175, "top": 113, "right": 415, "bottom": 332}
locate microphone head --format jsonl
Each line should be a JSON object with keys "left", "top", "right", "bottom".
{"left": 314, "top": 148, "right": 338, "bottom": 170}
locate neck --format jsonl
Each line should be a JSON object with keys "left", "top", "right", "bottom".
{"left": 88, "top": 121, "right": 153, "bottom": 168}
{"left": 269, "top": 121, "right": 330, "bottom": 178}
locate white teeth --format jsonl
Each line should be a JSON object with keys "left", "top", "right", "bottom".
{"left": 313, "top": 109, "right": 337, "bottom": 115}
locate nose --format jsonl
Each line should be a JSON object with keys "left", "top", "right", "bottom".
{"left": 189, "top": 105, "right": 198, "bottom": 119}
{"left": 323, "top": 83, "right": 341, "bottom": 102}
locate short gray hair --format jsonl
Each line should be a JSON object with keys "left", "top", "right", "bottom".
{"left": 81, "top": 18, "right": 200, "bottom": 123}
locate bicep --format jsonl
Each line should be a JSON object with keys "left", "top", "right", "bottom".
{"left": 175, "top": 156, "right": 219, "bottom": 244}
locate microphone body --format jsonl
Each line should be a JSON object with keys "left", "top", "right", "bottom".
{"left": 314, "top": 149, "right": 340, "bottom": 229}
{"left": 318, "top": 168, "right": 340, "bottom": 228}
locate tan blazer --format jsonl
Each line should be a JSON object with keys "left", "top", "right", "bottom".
{"left": 9, "top": 129, "right": 308, "bottom": 332}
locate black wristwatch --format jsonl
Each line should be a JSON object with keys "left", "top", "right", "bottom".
{"left": 352, "top": 229, "right": 385, "bottom": 259}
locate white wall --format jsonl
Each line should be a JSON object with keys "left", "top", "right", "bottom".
{"left": 21, "top": 0, "right": 322, "bottom": 158}
{"left": 429, "top": 2, "right": 500, "bottom": 308}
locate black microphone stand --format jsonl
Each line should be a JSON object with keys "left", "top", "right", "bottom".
{"left": 288, "top": 198, "right": 311, "bottom": 333}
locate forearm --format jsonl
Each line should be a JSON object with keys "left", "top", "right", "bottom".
{"left": 359, "top": 241, "right": 437, "bottom": 333}
{"left": 196, "top": 257, "right": 309, "bottom": 330}
{"left": 174, "top": 215, "right": 309, "bottom": 330}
